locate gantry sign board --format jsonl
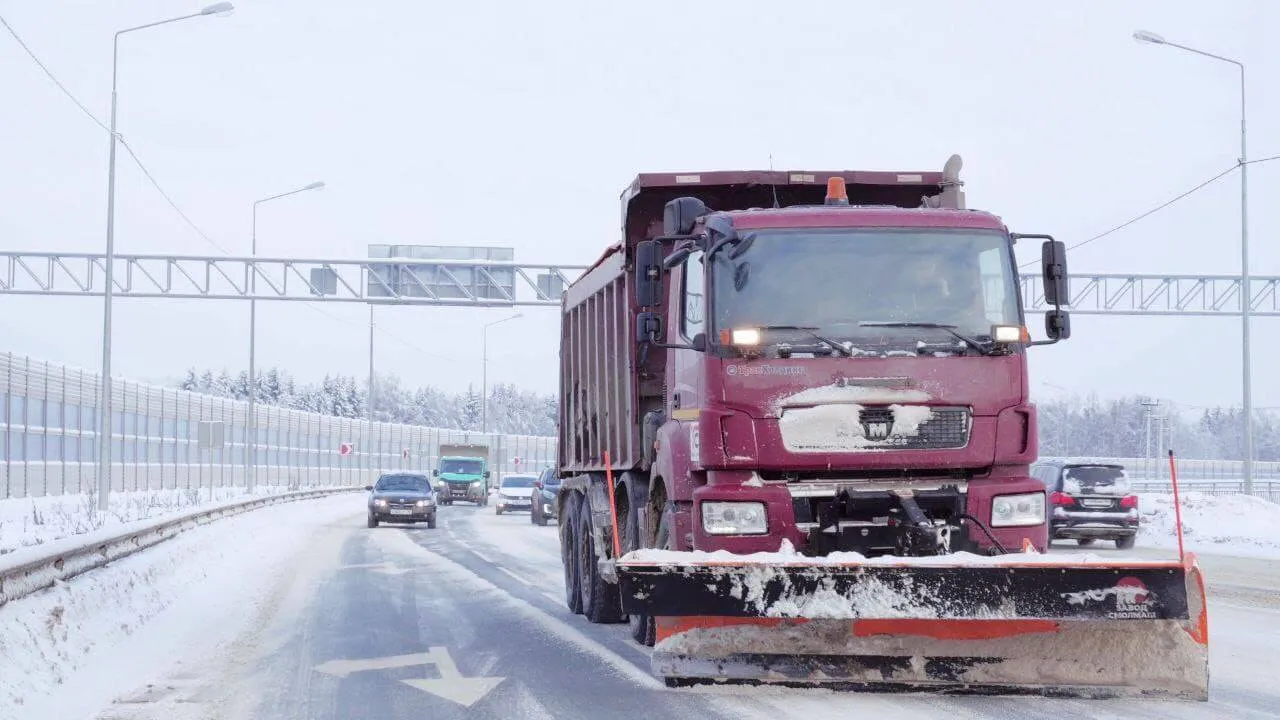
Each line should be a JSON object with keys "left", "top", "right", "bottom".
{"left": 365, "top": 245, "right": 533, "bottom": 302}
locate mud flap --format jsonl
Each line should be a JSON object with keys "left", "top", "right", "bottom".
{"left": 618, "top": 554, "right": 1209, "bottom": 699}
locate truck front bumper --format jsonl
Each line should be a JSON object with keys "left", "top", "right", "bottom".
{"left": 685, "top": 471, "right": 1048, "bottom": 556}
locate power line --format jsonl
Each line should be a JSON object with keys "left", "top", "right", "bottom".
{"left": 1, "top": 12, "right": 232, "bottom": 255}
{"left": 1019, "top": 164, "right": 1237, "bottom": 269}
{"left": 2, "top": 14, "right": 444, "bottom": 364}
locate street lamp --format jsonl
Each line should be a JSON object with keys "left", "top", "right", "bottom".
{"left": 1133, "top": 30, "right": 1253, "bottom": 493}
{"left": 247, "top": 181, "right": 325, "bottom": 492}
{"left": 482, "top": 313, "right": 522, "bottom": 433}
{"left": 97, "top": 3, "right": 235, "bottom": 512}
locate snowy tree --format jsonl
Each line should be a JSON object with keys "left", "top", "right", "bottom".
{"left": 180, "top": 369, "right": 199, "bottom": 392}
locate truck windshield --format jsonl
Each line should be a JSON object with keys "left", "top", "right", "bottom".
{"left": 709, "top": 229, "right": 1020, "bottom": 351}
{"left": 440, "top": 458, "right": 484, "bottom": 475}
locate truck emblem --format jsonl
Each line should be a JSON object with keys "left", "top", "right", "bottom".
{"left": 864, "top": 422, "right": 891, "bottom": 439}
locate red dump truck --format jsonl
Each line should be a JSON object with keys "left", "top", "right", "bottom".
{"left": 555, "top": 156, "right": 1208, "bottom": 698}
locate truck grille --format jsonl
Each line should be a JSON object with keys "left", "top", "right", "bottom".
{"left": 858, "top": 406, "right": 970, "bottom": 450}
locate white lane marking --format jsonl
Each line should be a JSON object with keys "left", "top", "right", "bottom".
{"left": 497, "top": 566, "right": 534, "bottom": 587}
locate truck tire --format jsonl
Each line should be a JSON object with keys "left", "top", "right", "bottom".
{"left": 561, "top": 492, "right": 584, "bottom": 614}
{"left": 578, "top": 499, "right": 625, "bottom": 624}
{"left": 629, "top": 506, "right": 670, "bottom": 646}
{"left": 1116, "top": 535, "right": 1136, "bottom": 550}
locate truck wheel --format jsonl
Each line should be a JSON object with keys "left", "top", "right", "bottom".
{"left": 629, "top": 506, "right": 669, "bottom": 646}
{"left": 367, "top": 514, "right": 379, "bottom": 529}
{"left": 1116, "top": 535, "right": 1136, "bottom": 550}
{"left": 561, "top": 492, "right": 583, "bottom": 614}
{"left": 578, "top": 500, "right": 625, "bottom": 624}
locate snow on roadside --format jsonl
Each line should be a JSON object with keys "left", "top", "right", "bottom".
{"left": 1138, "top": 491, "right": 1280, "bottom": 559}
{"left": 0, "top": 485, "right": 321, "bottom": 570}
{"left": 0, "top": 494, "right": 361, "bottom": 720}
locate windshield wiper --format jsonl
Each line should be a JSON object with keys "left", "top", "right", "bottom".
{"left": 857, "top": 321, "right": 997, "bottom": 356}
{"left": 756, "top": 325, "right": 853, "bottom": 357}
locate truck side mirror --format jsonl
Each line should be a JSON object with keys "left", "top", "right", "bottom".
{"left": 1041, "top": 239, "right": 1069, "bottom": 306}
{"left": 484, "top": 470, "right": 492, "bottom": 479}
{"left": 1045, "top": 309, "right": 1071, "bottom": 341}
{"left": 432, "top": 469, "right": 439, "bottom": 476}
{"left": 635, "top": 240, "right": 664, "bottom": 307}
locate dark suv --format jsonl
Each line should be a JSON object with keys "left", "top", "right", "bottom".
{"left": 530, "top": 468, "right": 562, "bottom": 526}
{"left": 1032, "top": 459, "right": 1138, "bottom": 549}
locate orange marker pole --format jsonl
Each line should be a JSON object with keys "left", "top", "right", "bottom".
{"left": 1168, "top": 449, "right": 1186, "bottom": 562}
{"left": 604, "top": 450, "right": 623, "bottom": 559}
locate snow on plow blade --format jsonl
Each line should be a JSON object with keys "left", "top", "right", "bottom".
{"left": 617, "top": 552, "right": 1209, "bottom": 699}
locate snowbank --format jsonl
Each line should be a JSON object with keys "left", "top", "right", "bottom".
{"left": 1138, "top": 492, "right": 1280, "bottom": 559}
{"left": 0, "top": 494, "right": 360, "bottom": 720}
{"left": 0, "top": 485, "right": 306, "bottom": 570}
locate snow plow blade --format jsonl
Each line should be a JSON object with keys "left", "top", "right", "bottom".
{"left": 617, "top": 552, "right": 1209, "bottom": 699}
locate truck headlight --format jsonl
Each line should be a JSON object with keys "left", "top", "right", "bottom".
{"left": 470, "top": 481, "right": 481, "bottom": 489}
{"left": 990, "top": 492, "right": 1045, "bottom": 527}
{"left": 701, "top": 501, "right": 768, "bottom": 535}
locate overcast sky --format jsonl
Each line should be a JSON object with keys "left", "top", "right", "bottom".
{"left": 2, "top": 0, "right": 1278, "bottom": 413}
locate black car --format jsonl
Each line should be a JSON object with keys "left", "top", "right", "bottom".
{"left": 530, "top": 468, "right": 562, "bottom": 526}
{"left": 366, "top": 472, "right": 437, "bottom": 529}
{"left": 1033, "top": 459, "right": 1138, "bottom": 549}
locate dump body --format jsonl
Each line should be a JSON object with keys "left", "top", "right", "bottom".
{"left": 435, "top": 443, "right": 491, "bottom": 504}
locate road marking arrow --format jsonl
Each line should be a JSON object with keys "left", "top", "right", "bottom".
{"left": 402, "top": 647, "right": 505, "bottom": 707}
{"left": 313, "top": 646, "right": 504, "bottom": 707}
{"left": 314, "top": 652, "right": 436, "bottom": 679}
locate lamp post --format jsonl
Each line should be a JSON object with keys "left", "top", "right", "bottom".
{"left": 481, "top": 313, "right": 522, "bottom": 433}
{"left": 1133, "top": 30, "right": 1252, "bottom": 493}
{"left": 97, "top": 2, "right": 235, "bottom": 512}
{"left": 247, "top": 181, "right": 324, "bottom": 492}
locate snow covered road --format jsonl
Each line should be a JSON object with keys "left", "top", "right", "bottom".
{"left": 2, "top": 498, "right": 1277, "bottom": 719}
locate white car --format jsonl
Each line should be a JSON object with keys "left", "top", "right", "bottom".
{"left": 495, "top": 474, "right": 538, "bottom": 515}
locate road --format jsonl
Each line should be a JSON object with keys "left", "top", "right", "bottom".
{"left": 96, "top": 501, "right": 1280, "bottom": 720}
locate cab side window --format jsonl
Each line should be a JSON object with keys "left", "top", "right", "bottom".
{"left": 682, "top": 250, "right": 705, "bottom": 339}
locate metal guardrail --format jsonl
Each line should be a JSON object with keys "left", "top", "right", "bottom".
{"left": 1130, "top": 480, "right": 1280, "bottom": 501}
{"left": 0, "top": 486, "right": 361, "bottom": 608}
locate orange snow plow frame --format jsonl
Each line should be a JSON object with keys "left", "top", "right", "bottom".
{"left": 620, "top": 553, "right": 1209, "bottom": 699}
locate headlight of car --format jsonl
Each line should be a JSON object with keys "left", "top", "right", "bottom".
{"left": 416, "top": 499, "right": 433, "bottom": 507}
{"left": 990, "top": 492, "right": 1046, "bottom": 527}
{"left": 373, "top": 498, "right": 387, "bottom": 507}
{"left": 701, "top": 501, "right": 768, "bottom": 535}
